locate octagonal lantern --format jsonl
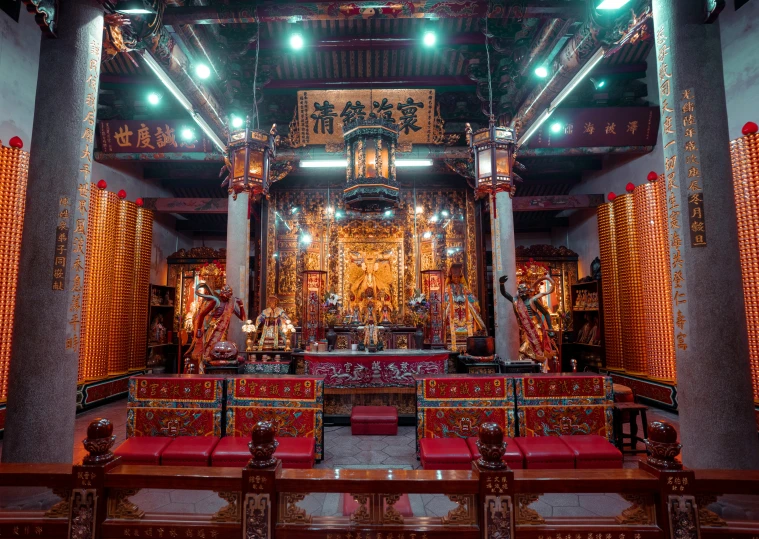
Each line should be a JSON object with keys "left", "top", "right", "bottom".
{"left": 469, "top": 123, "right": 516, "bottom": 196}
{"left": 226, "top": 121, "right": 277, "bottom": 197}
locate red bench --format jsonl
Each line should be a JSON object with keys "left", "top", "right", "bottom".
{"left": 351, "top": 406, "right": 398, "bottom": 436}
{"left": 419, "top": 438, "right": 472, "bottom": 470}
{"left": 467, "top": 437, "right": 524, "bottom": 469}
{"left": 162, "top": 436, "right": 221, "bottom": 466}
{"left": 513, "top": 437, "right": 575, "bottom": 469}
{"left": 210, "top": 436, "right": 316, "bottom": 469}
{"left": 559, "top": 435, "right": 622, "bottom": 469}
{"left": 114, "top": 437, "right": 173, "bottom": 465}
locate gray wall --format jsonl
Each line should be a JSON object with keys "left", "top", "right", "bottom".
{"left": 0, "top": 10, "right": 41, "bottom": 146}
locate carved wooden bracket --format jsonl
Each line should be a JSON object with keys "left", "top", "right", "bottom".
{"left": 22, "top": 0, "right": 58, "bottom": 37}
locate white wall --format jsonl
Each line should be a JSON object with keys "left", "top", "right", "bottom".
{"left": 91, "top": 161, "right": 192, "bottom": 285}
{"left": 0, "top": 10, "right": 41, "bottom": 146}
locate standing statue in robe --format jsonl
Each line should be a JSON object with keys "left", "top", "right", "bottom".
{"left": 499, "top": 274, "right": 558, "bottom": 371}
{"left": 443, "top": 263, "right": 486, "bottom": 351}
{"left": 255, "top": 295, "right": 292, "bottom": 350}
{"left": 348, "top": 249, "right": 395, "bottom": 309}
{"left": 184, "top": 283, "right": 245, "bottom": 373}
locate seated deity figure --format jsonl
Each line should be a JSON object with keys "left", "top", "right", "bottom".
{"left": 443, "top": 263, "right": 486, "bottom": 351}
{"left": 255, "top": 295, "right": 292, "bottom": 350}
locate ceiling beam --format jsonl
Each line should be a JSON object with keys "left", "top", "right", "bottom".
{"left": 250, "top": 33, "right": 486, "bottom": 51}
{"left": 162, "top": 2, "right": 586, "bottom": 25}
{"left": 265, "top": 76, "right": 476, "bottom": 90}
{"left": 175, "top": 219, "right": 228, "bottom": 232}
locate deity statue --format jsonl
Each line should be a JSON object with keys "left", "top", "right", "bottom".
{"left": 362, "top": 304, "right": 383, "bottom": 351}
{"left": 348, "top": 249, "right": 395, "bottom": 309}
{"left": 380, "top": 302, "right": 392, "bottom": 325}
{"left": 184, "top": 282, "right": 245, "bottom": 373}
{"left": 255, "top": 295, "right": 293, "bottom": 350}
{"left": 499, "top": 274, "right": 558, "bottom": 371}
{"left": 443, "top": 263, "right": 486, "bottom": 351}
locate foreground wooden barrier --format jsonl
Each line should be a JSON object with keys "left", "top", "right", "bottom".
{"left": 0, "top": 419, "right": 756, "bottom": 539}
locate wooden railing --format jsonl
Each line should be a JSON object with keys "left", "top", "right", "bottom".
{"left": 0, "top": 419, "right": 756, "bottom": 539}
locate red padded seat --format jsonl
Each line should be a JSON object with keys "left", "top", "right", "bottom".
{"left": 419, "top": 438, "right": 472, "bottom": 470}
{"left": 466, "top": 437, "right": 524, "bottom": 469}
{"left": 343, "top": 493, "right": 413, "bottom": 517}
{"left": 351, "top": 406, "right": 398, "bottom": 436}
{"left": 211, "top": 437, "right": 251, "bottom": 468}
{"left": 274, "top": 437, "right": 316, "bottom": 469}
{"left": 211, "top": 437, "right": 315, "bottom": 469}
{"left": 613, "top": 384, "right": 635, "bottom": 403}
{"left": 559, "top": 435, "right": 622, "bottom": 469}
{"left": 513, "top": 437, "right": 575, "bottom": 470}
{"left": 161, "top": 436, "right": 220, "bottom": 466}
{"left": 114, "top": 437, "right": 173, "bottom": 465}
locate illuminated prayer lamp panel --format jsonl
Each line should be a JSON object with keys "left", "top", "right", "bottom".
{"left": 0, "top": 141, "right": 29, "bottom": 401}
{"left": 79, "top": 184, "right": 117, "bottom": 382}
{"left": 731, "top": 123, "right": 759, "bottom": 403}
{"left": 596, "top": 202, "right": 624, "bottom": 371}
{"left": 128, "top": 207, "right": 153, "bottom": 371}
{"left": 108, "top": 198, "right": 137, "bottom": 375}
{"left": 343, "top": 118, "right": 399, "bottom": 212}
{"left": 633, "top": 181, "right": 676, "bottom": 382}
{"left": 421, "top": 269, "right": 445, "bottom": 349}
{"left": 612, "top": 193, "right": 648, "bottom": 375}
{"left": 301, "top": 270, "right": 327, "bottom": 345}
{"left": 469, "top": 124, "right": 516, "bottom": 196}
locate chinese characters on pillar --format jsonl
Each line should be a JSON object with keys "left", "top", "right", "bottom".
{"left": 66, "top": 36, "right": 100, "bottom": 351}
{"left": 52, "top": 197, "right": 70, "bottom": 291}
{"left": 295, "top": 90, "right": 435, "bottom": 145}
{"left": 680, "top": 88, "right": 706, "bottom": 248}
{"left": 656, "top": 26, "right": 689, "bottom": 352}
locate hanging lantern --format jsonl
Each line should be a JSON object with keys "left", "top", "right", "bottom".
{"left": 467, "top": 120, "right": 517, "bottom": 196}
{"left": 343, "top": 117, "right": 400, "bottom": 212}
{"left": 225, "top": 118, "right": 276, "bottom": 198}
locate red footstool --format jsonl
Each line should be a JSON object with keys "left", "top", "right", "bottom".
{"left": 211, "top": 437, "right": 250, "bottom": 467}
{"left": 351, "top": 406, "right": 398, "bottom": 436}
{"left": 114, "top": 437, "right": 173, "bottom": 465}
{"left": 559, "top": 435, "right": 622, "bottom": 469}
{"left": 419, "top": 438, "right": 472, "bottom": 470}
{"left": 513, "top": 437, "right": 575, "bottom": 469}
{"left": 343, "top": 493, "right": 413, "bottom": 517}
{"left": 274, "top": 437, "right": 315, "bottom": 469}
{"left": 161, "top": 436, "right": 220, "bottom": 466}
{"left": 467, "top": 437, "right": 524, "bottom": 469}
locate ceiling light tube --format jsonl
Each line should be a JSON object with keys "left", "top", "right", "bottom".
{"left": 396, "top": 159, "right": 433, "bottom": 167}
{"left": 300, "top": 159, "right": 348, "bottom": 168}
{"left": 139, "top": 50, "right": 227, "bottom": 154}
{"left": 518, "top": 47, "right": 606, "bottom": 147}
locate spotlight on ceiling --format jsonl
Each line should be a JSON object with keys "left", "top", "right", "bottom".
{"left": 535, "top": 66, "right": 549, "bottom": 79}
{"left": 441, "top": 210, "right": 449, "bottom": 217}
{"left": 423, "top": 30, "right": 437, "bottom": 47}
{"left": 591, "top": 77, "right": 606, "bottom": 90}
{"left": 290, "top": 33, "right": 305, "bottom": 50}
{"left": 147, "top": 92, "right": 161, "bottom": 105}
{"left": 550, "top": 122, "right": 563, "bottom": 134}
{"left": 195, "top": 64, "right": 211, "bottom": 80}
{"left": 180, "top": 127, "right": 195, "bottom": 141}
{"left": 231, "top": 115, "right": 244, "bottom": 129}
{"left": 115, "top": 0, "right": 155, "bottom": 15}
{"left": 384, "top": 209, "right": 393, "bottom": 217}
{"left": 596, "top": 0, "right": 632, "bottom": 9}
{"left": 335, "top": 210, "right": 344, "bottom": 218}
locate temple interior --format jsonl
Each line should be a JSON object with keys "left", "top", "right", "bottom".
{"left": 0, "top": 0, "right": 758, "bottom": 538}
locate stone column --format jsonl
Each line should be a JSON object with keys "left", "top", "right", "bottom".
{"left": 491, "top": 192, "right": 520, "bottom": 361}
{"left": 226, "top": 191, "right": 250, "bottom": 349}
{"left": 3, "top": 0, "right": 104, "bottom": 463}
{"left": 652, "top": 0, "right": 759, "bottom": 468}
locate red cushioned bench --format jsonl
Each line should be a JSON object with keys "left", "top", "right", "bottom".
{"left": 513, "top": 437, "right": 575, "bottom": 469}
{"left": 211, "top": 436, "right": 315, "bottom": 469}
{"left": 559, "top": 435, "right": 622, "bottom": 469}
{"left": 351, "top": 406, "right": 398, "bottom": 436}
{"left": 114, "top": 437, "right": 173, "bottom": 465}
{"left": 419, "top": 438, "right": 472, "bottom": 470}
{"left": 162, "top": 437, "right": 221, "bottom": 466}
{"left": 467, "top": 437, "right": 525, "bottom": 469}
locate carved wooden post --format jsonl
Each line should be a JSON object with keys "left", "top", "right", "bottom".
{"left": 474, "top": 423, "right": 514, "bottom": 539}
{"left": 68, "top": 418, "right": 120, "bottom": 539}
{"left": 242, "top": 421, "right": 281, "bottom": 539}
{"left": 640, "top": 420, "right": 701, "bottom": 539}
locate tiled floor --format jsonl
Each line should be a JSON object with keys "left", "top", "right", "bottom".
{"left": 2, "top": 398, "right": 734, "bottom": 521}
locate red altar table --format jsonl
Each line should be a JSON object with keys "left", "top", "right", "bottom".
{"left": 303, "top": 351, "right": 448, "bottom": 389}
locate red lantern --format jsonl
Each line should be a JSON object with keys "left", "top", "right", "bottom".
{"left": 96, "top": 179, "right": 107, "bottom": 189}
{"left": 647, "top": 171, "right": 658, "bottom": 182}
{"left": 625, "top": 182, "right": 635, "bottom": 193}
{"left": 8, "top": 136, "right": 23, "bottom": 149}
{"left": 117, "top": 189, "right": 127, "bottom": 199}
{"left": 743, "top": 121, "right": 758, "bottom": 135}
{"left": 135, "top": 198, "right": 144, "bottom": 207}
{"left": 608, "top": 192, "right": 617, "bottom": 201}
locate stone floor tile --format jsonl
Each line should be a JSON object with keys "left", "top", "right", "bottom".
{"left": 578, "top": 494, "right": 630, "bottom": 517}
{"left": 541, "top": 493, "right": 580, "bottom": 507}
{"left": 356, "top": 439, "right": 390, "bottom": 451}
{"left": 353, "top": 451, "right": 392, "bottom": 464}
{"left": 322, "top": 494, "right": 342, "bottom": 516}
{"left": 151, "top": 502, "right": 199, "bottom": 515}
{"left": 529, "top": 500, "right": 554, "bottom": 517}
{"left": 423, "top": 495, "right": 458, "bottom": 517}
{"left": 552, "top": 506, "right": 599, "bottom": 518}
{"left": 170, "top": 489, "right": 217, "bottom": 504}
{"left": 407, "top": 494, "right": 426, "bottom": 516}
{"left": 383, "top": 444, "right": 417, "bottom": 457}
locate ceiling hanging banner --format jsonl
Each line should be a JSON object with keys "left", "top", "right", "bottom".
{"left": 296, "top": 89, "right": 436, "bottom": 145}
